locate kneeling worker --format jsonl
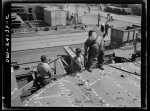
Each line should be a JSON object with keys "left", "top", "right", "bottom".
{"left": 37, "top": 55, "right": 54, "bottom": 87}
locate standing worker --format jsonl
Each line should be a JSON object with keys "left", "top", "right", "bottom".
{"left": 97, "top": 13, "right": 101, "bottom": 27}
{"left": 37, "top": 55, "right": 54, "bottom": 87}
{"left": 97, "top": 23, "right": 106, "bottom": 70}
{"left": 104, "top": 22, "right": 109, "bottom": 38}
{"left": 84, "top": 30, "right": 105, "bottom": 72}
{"left": 107, "top": 14, "right": 110, "bottom": 21}
{"left": 101, "top": 23, "right": 105, "bottom": 37}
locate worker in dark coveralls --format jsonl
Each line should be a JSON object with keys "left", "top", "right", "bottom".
{"left": 97, "top": 13, "right": 101, "bottom": 27}
{"left": 37, "top": 55, "right": 54, "bottom": 87}
{"left": 71, "top": 48, "right": 84, "bottom": 74}
{"left": 104, "top": 22, "right": 109, "bottom": 37}
{"left": 84, "top": 30, "right": 105, "bottom": 72}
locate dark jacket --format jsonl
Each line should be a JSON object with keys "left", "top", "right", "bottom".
{"left": 84, "top": 35, "right": 104, "bottom": 58}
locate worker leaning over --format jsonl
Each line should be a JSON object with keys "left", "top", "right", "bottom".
{"left": 37, "top": 55, "right": 54, "bottom": 87}
{"left": 84, "top": 25, "right": 105, "bottom": 72}
{"left": 71, "top": 48, "right": 84, "bottom": 73}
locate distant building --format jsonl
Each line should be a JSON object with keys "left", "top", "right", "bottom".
{"left": 44, "top": 7, "right": 66, "bottom": 26}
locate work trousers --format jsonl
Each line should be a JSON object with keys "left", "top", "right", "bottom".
{"left": 97, "top": 49, "right": 105, "bottom": 65}
{"left": 41, "top": 77, "right": 51, "bottom": 86}
{"left": 87, "top": 42, "right": 105, "bottom": 69}
{"left": 32, "top": 76, "right": 51, "bottom": 93}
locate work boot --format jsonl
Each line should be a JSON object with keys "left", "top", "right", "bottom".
{"left": 87, "top": 67, "right": 92, "bottom": 72}
{"left": 98, "top": 65, "right": 104, "bottom": 70}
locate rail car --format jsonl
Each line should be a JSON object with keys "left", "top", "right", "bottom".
{"left": 110, "top": 25, "right": 141, "bottom": 48}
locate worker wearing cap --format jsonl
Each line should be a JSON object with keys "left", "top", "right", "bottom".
{"left": 76, "top": 48, "right": 84, "bottom": 70}
{"left": 71, "top": 48, "right": 84, "bottom": 73}
{"left": 37, "top": 55, "right": 54, "bottom": 87}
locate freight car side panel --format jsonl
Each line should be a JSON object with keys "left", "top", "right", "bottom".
{"left": 110, "top": 27, "right": 141, "bottom": 48}
{"left": 123, "top": 31, "right": 128, "bottom": 42}
{"left": 128, "top": 31, "right": 134, "bottom": 41}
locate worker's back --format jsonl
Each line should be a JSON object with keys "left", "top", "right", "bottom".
{"left": 37, "top": 63, "right": 52, "bottom": 78}
{"left": 89, "top": 36, "right": 103, "bottom": 58}
{"left": 84, "top": 36, "right": 97, "bottom": 48}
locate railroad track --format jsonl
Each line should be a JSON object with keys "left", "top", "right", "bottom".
{"left": 11, "top": 32, "right": 88, "bottom": 51}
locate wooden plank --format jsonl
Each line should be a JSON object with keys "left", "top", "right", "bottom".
{"left": 108, "top": 64, "right": 140, "bottom": 76}
{"left": 63, "top": 46, "right": 76, "bottom": 60}
{"left": 55, "top": 58, "right": 66, "bottom": 75}
{"left": 11, "top": 81, "right": 34, "bottom": 102}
